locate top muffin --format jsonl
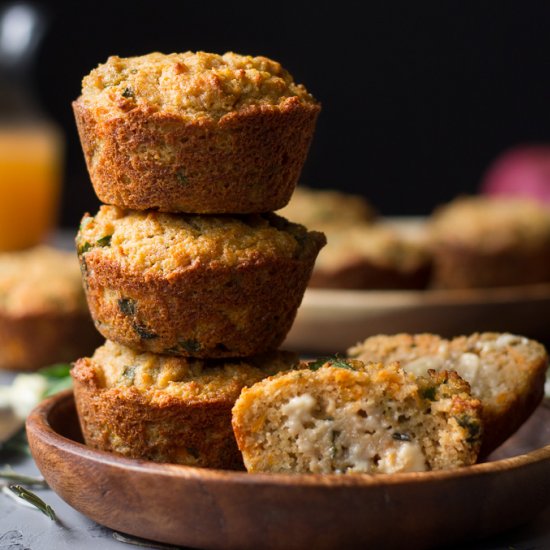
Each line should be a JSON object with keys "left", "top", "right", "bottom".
{"left": 73, "top": 51, "right": 320, "bottom": 214}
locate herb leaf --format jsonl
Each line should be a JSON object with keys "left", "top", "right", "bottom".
{"left": 118, "top": 298, "right": 136, "bottom": 316}
{"left": 0, "top": 467, "right": 47, "bottom": 487}
{"left": 112, "top": 531, "right": 180, "bottom": 549}
{"left": 39, "top": 363, "right": 73, "bottom": 397}
{"left": 96, "top": 235, "right": 112, "bottom": 247}
{"left": 121, "top": 366, "right": 136, "bottom": 382}
{"left": 420, "top": 386, "right": 437, "bottom": 401}
{"left": 133, "top": 323, "right": 158, "bottom": 340}
{"left": 6, "top": 484, "right": 56, "bottom": 521}
{"left": 307, "top": 356, "right": 354, "bottom": 371}
{"left": 78, "top": 241, "right": 92, "bottom": 255}
{"left": 457, "top": 415, "right": 481, "bottom": 444}
{"left": 176, "top": 170, "right": 188, "bottom": 184}
{"left": 179, "top": 339, "right": 200, "bottom": 353}
{"left": 121, "top": 87, "right": 135, "bottom": 99}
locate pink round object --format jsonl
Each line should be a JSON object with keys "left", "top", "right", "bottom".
{"left": 481, "top": 146, "right": 550, "bottom": 203}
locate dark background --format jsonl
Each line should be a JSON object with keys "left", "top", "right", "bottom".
{"left": 16, "top": 0, "right": 550, "bottom": 227}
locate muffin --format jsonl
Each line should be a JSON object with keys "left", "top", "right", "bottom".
{"left": 72, "top": 340, "right": 297, "bottom": 468}
{"left": 0, "top": 246, "right": 101, "bottom": 371}
{"left": 429, "top": 196, "right": 550, "bottom": 288}
{"left": 348, "top": 332, "right": 548, "bottom": 456}
{"left": 73, "top": 51, "right": 320, "bottom": 214}
{"left": 309, "top": 224, "right": 432, "bottom": 290}
{"left": 232, "top": 359, "right": 482, "bottom": 474}
{"left": 277, "top": 186, "right": 377, "bottom": 230}
{"left": 76, "top": 206, "right": 326, "bottom": 358}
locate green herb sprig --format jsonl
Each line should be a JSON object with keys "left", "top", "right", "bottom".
{"left": 0, "top": 466, "right": 47, "bottom": 487}
{"left": 40, "top": 363, "right": 73, "bottom": 397}
{"left": 112, "top": 531, "right": 180, "bottom": 549}
{"left": 307, "top": 356, "right": 355, "bottom": 371}
{"left": 4, "top": 484, "right": 56, "bottom": 521}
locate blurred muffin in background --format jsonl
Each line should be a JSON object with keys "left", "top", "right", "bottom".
{"left": 309, "top": 223, "right": 432, "bottom": 290}
{"left": 278, "top": 187, "right": 430, "bottom": 290}
{"left": 429, "top": 196, "right": 550, "bottom": 289}
{"left": 0, "top": 245, "right": 101, "bottom": 371}
{"left": 277, "top": 186, "right": 377, "bottom": 230}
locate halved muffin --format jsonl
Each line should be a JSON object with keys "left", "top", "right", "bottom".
{"left": 348, "top": 332, "right": 548, "bottom": 456}
{"left": 232, "top": 359, "right": 482, "bottom": 474}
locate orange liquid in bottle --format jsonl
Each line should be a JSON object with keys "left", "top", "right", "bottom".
{"left": 0, "top": 125, "right": 62, "bottom": 251}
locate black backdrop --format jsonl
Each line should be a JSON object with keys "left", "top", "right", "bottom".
{"left": 22, "top": 0, "right": 550, "bottom": 227}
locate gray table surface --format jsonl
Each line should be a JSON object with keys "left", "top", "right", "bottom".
{"left": 1, "top": 364, "right": 550, "bottom": 550}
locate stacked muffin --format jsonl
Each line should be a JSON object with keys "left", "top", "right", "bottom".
{"left": 70, "top": 51, "right": 325, "bottom": 468}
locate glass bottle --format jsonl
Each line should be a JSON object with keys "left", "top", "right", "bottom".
{"left": 0, "top": 2, "right": 63, "bottom": 251}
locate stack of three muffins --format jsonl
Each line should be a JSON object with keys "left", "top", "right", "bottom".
{"left": 69, "top": 51, "right": 325, "bottom": 469}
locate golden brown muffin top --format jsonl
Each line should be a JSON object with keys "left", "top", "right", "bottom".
{"left": 85, "top": 340, "right": 297, "bottom": 404}
{"left": 430, "top": 196, "right": 550, "bottom": 250}
{"left": 348, "top": 332, "right": 548, "bottom": 405}
{"left": 77, "top": 205, "right": 325, "bottom": 275}
{"left": 0, "top": 246, "right": 86, "bottom": 315}
{"left": 78, "top": 51, "right": 318, "bottom": 121}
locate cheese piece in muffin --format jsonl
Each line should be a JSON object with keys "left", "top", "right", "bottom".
{"left": 348, "top": 332, "right": 548, "bottom": 456}
{"left": 73, "top": 51, "right": 320, "bottom": 213}
{"left": 429, "top": 196, "right": 550, "bottom": 288}
{"left": 232, "top": 359, "right": 482, "bottom": 474}
{"left": 0, "top": 246, "right": 101, "bottom": 371}
{"left": 76, "top": 206, "right": 325, "bottom": 358}
{"left": 72, "top": 340, "right": 298, "bottom": 468}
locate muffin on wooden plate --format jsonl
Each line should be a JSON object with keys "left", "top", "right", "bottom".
{"left": 277, "top": 186, "right": 377, "bottom": 230}
{"left": 76, "top": 206, "right": 325, "bottom": 358}
{"left": 429, "top": 196, "right": 550, "bottom": 288}
{"left": 309, "top": 224, "right": 432, "bottom": 290}
{"left": 73, "top": 51, "right": 320, "bottom": 214}
{"left": 348, "top": 332, "right": 548, "bottom": 456}
{"left": 0, "top": 246, "right": 101, "bottom": 371}
{"left": 232, "top": 358, "right": 482, "bottom": 474}
{"left": 72, "top": 340, "right": 297, "bottom": 468}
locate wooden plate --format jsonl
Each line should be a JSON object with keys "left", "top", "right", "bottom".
{"left": 284, "top": 283, "right": 550, "bottom": 353}
{"left": 27, "top": 391, "right": 550, "bottom": 550}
